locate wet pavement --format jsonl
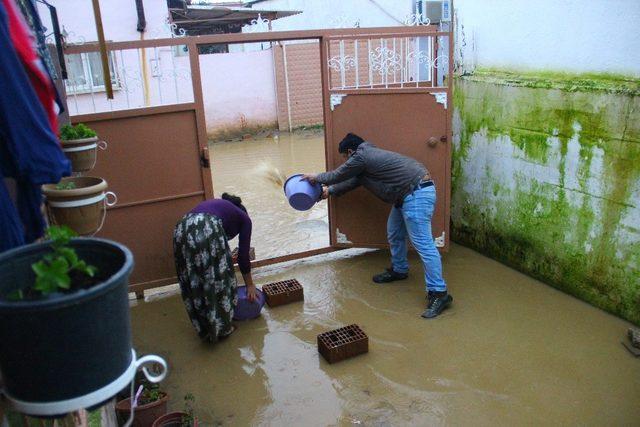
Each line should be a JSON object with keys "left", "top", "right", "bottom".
{"left": 131, "top": 245, "right": 640, "bottom": 426}
{"left": 209, "top": 131, "right": 329, "bottom": 260}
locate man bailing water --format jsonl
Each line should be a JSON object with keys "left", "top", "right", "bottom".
{"left": 302, "top": 133, "right": 452, "bottom": 319}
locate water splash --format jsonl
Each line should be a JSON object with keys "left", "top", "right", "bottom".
{"left": 254, "top": 161, "right": 288, "bottom": 190}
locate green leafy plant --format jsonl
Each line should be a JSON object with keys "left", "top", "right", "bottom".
{"left": 60, "top": 123, "right": 97, "bottom": 141}
{"left": 31, "top": 226, "right": 97, "bottom": 296}
{"left": 137, "top": 383, "right": 166, "bottom": 405}
{"left": 55, "top": 181, "right": 76, "bottom": 190}
{"left": 181, "top": 393, "right": 196, "bottom": 427}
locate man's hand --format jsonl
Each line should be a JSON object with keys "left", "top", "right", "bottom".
{"left": 321, "top": 186, "right": 329, "bottom": 200}
{"left": 301, "top": 173, "right": 318, "bottom": 184}
{"left": 246, "top": 284, "right": 258, "bottom": 303}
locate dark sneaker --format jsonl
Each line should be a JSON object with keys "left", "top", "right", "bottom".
{"left": 422, "top": 293, "right": 453, "bottom": 318}
{"left": 372, "top": 268, "right": 408, "bottom": 283}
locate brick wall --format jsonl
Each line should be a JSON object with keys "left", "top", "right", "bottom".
{"left": 273, "top": 42, "right": 324, "bottom": 131}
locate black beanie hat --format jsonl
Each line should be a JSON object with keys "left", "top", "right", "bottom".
{"left": 338, "top": 133, "right": 365, "bottom": 153}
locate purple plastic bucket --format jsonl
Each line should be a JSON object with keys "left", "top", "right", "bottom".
{"left": 283, "top": 174, "right": 322, "bottom": 211}
{"left": 233, "top": 286, "right": 265, "bottom": 321}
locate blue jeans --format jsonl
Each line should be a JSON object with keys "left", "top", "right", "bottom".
{"left": 387, "top": 185, "right": 447, "bottom": 292}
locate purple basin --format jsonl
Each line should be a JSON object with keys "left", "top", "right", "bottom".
{"left": 283, "top": 174, "right": 322, "bottom": 211}
{"left": 233, "top": 286, "right": 265, "bottom": 321}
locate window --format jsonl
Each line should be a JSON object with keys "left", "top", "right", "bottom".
{"left": 64, "top": 51, "right": 119, "bottom": 94}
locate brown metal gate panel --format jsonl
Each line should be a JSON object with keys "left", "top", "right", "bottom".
{"left": 321, "top": 28, "right": 452, "bottom": 251}
{"left": 327, "top": 92, "right": 448, "bottom": 248}
{"left": 71, "top": 104, "right": 209, "bottom": 291}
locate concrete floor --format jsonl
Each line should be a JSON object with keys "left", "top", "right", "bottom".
{"left": 130, "top": 244, "right": 640, "bottom": 426}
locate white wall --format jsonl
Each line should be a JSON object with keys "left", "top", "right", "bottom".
{"left": 454, "top": 0, "right": 640, "bottom": 76}
{"left": 200, "top": 50, "right": 278, "bottom": 133}
{"left": 37, "top": 0, "right": 171, "bottom": 43}
{"left": 250, "top": 0, "right": 413, "bottom": 30}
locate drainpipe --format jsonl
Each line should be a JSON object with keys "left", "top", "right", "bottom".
{"left": 282, "top": 43, "right": 292, "bottom": 133}
{"left": 135, "top": 0, "right": 151, "bottom": 106}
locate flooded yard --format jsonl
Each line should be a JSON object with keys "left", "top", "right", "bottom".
{"left": 209, "top": 131, "right": 329, "bottom": 260}
{"left": 131, "top": 245, "right": 640, "bottom": 425}
{"left": 126, "top": 130, "right": 640, "bottom": 426}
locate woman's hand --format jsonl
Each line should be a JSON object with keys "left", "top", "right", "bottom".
{"left": 246, "top": 284, "right": 258, "bottom": 303}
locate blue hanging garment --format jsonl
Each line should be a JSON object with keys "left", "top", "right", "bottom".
{"left": 0, "top": 1, "right": 70, "bottom": 253}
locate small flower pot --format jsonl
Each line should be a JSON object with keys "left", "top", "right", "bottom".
{"left": 61, "top": 137, "right": 107, "bottom": 173}
{"left": 116, "top": 393, "right": 169, "bottom": 427}
{"left": 0, "top": 238, "right": 134, "bottom": 415}
{"left": 42, "top": 176, "right": 117, "bottom": 236}
{"left": 152, "top": 412, "right": 198, "bottom": 427}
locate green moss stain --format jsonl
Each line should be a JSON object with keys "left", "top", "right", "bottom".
{"left": 452, "top": 70, "right": 640, "bottom": 325}
{"left": 465, "top": 68, "right": 640, "bottom": 96}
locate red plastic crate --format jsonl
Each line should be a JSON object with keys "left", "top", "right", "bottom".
{"left": 317, "top": 324, "right": 368, "bottom": 364}
{"left": 262, "top": 279, "right": 304, "bottom": 307}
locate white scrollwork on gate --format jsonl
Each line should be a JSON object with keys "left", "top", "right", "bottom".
{"left": 328, "top": 55, "right": 356, "bottom": 73}
{"left": 150, "top": 18, "right": 187, "bottom": 39}
{"left": 404, "top": 13, "right": 431, "bottom": 26}
{"left": 243, "top": 14, "right": 271, "bottom": 33}
{"left": 61, "top": 27, "right": 86, "bottom": 46}
{"left": 407, "top": 52, "right": 449, "bottom": 70}
{"left": 369, "top": 47, "right": 403, "bottom": 76}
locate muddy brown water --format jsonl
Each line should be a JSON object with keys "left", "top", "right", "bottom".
{"left": 208, "top": 131, "right": 329, "bottom": 260}
{"left": 131, "top": 132, "right": 639, "bottom": 425}
{"left": 132, "top": 250, "right": 640, "bottom": 425}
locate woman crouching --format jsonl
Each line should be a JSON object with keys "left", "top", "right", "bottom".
{"left": 173, "top": 193, "right": 257, "bottom": 342}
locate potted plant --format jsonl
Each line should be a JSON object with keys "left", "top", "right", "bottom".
{"left": 116, "top": 381, "right": 169, "bottom": 427}
{"left": 152, "top": 393, "right": 198, "bottom": 427}
{"left": 42, "top": 176, "right": 117, "bottom": 236}
{"left": 59, "top": 123, "right": 107, "bottom": 173}
{"left": 0, "top": 226, "right": 135, "bottom": 416}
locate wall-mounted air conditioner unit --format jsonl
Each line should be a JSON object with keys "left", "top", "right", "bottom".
{"left": 416, "top": 0, "right": 451, "bottom": 24}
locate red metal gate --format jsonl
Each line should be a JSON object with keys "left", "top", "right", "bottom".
{"left": 64, "top": 25, "right": 452, "bottom": 295}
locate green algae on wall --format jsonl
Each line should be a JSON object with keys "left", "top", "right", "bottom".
{"left": 452, "top": 73, "right": 640, "bottom": 325}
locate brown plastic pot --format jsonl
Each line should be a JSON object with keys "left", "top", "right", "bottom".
{"left": 116, "top": 394, "right": 169, "bottom": 427}
{"left": 152, "top": 412, "right": 198, "bottom": 427}
{"left": 42, "top": 176, "right": 116, "bottom": 236}
{"left": 61, "top": 137, "right": 106, "bottom": 173}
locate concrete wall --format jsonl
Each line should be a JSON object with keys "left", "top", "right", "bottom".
{"left": 200, "top": 50, "right": 278, "bottom": 138}
{"left": 454, "top": 0, "right": 640, "bottom": 77}
{"left": 451, "top": 0, "right": 640, "bottom": 323}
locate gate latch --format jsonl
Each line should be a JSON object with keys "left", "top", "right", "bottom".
{"left": 200, "top": 146, "right": 210, "bottom": 168}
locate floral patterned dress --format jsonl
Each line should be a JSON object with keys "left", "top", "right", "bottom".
{"left": 173, "top": 213, "right": 237, "bottom": 342}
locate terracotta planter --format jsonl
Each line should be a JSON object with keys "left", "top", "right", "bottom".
{"left": 116, "top": 394, "right": 169, "bottom": 427}
{"left": 61, "top": 136, "right": 107, "bottom": 173}
{"left": 152, "top": 412, "right": 198, "bottom": 427}
{"left": 42, "top": 176, "right": 117, "bottom": 236}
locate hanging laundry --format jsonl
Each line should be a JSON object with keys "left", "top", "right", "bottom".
{"left": 15, "top": 0, "right": 56, "bottom": 79}
{"left": 0, "top": 0, "right": 70, "bottom": 252}
{"left": 3, "top": 0, "right": 58, "bottom": 132}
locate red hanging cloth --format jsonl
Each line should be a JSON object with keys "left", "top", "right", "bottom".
{"left": 2, "top": 0, "right": 58, "bottom": 134}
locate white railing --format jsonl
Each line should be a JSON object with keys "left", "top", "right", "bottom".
{"left": 64, "top": 44, "right": 194, "bottom": 115}
{"left": 327, "top": 35, "right": 449, "bottom": 91}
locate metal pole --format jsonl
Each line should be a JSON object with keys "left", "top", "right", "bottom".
{"left": 91, "top": 0, "right": 113, "bottom": 99}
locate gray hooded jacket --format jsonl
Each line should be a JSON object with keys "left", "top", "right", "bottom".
{"left": 316, "top": 142, "right": 428, "bottom": 204}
